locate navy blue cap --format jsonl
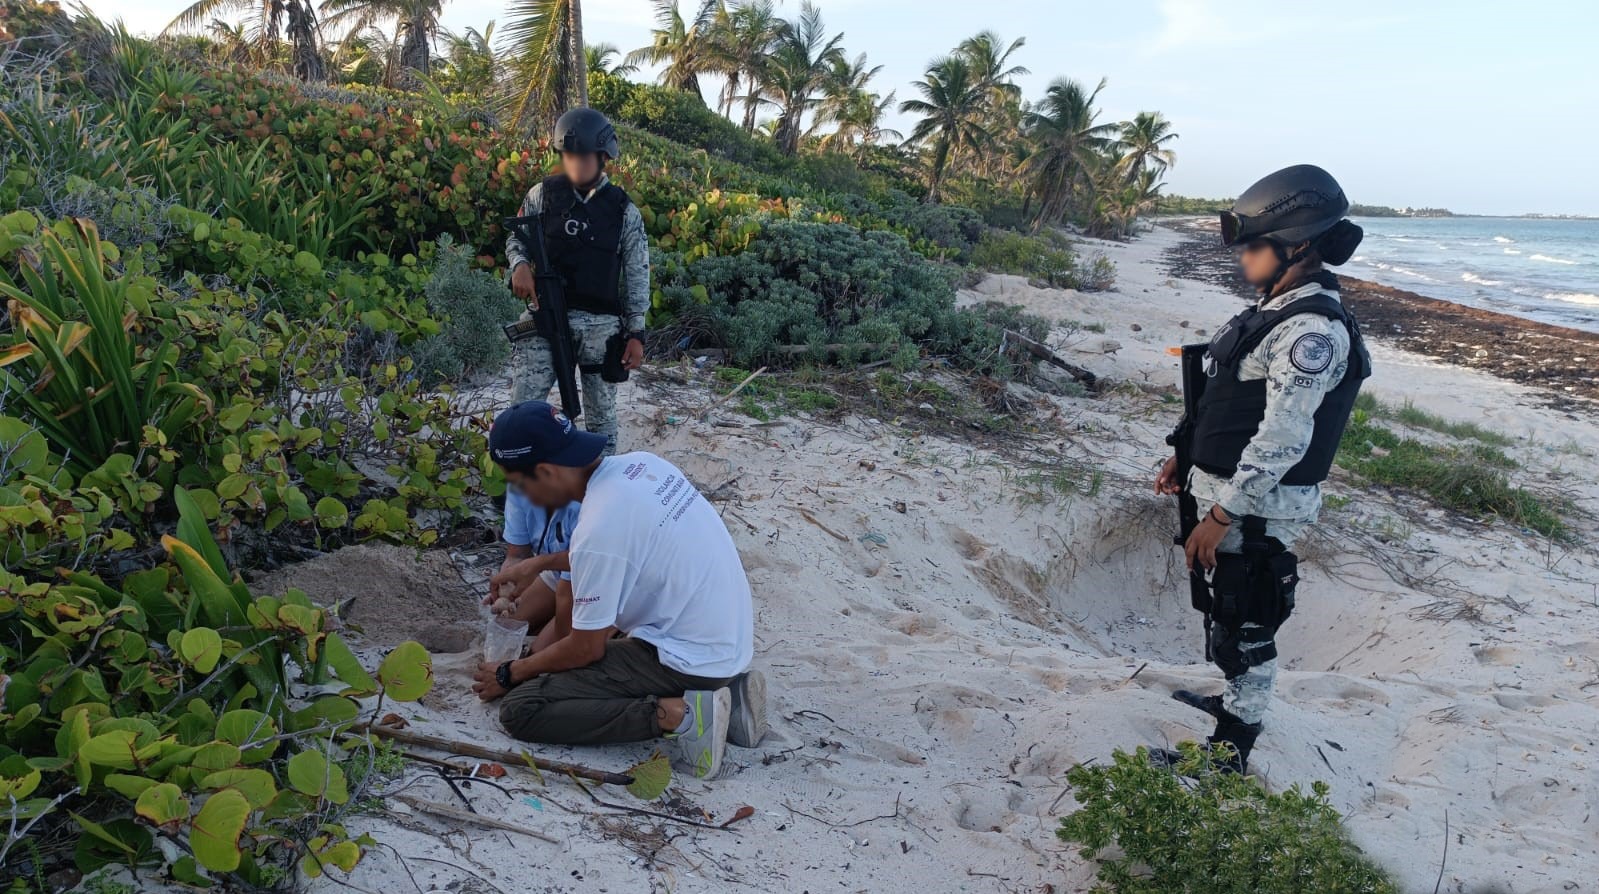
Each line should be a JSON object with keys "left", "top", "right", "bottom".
{"left": 489, "top": 401, "right": 606, "bottom": 470}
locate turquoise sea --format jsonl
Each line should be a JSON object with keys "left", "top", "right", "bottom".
{"left": 1346, "top": 216, "right": 1599, "bottom": 333}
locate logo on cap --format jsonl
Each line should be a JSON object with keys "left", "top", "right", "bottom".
{"left": 550, "top": 406, "right": 574, "bottom": 433}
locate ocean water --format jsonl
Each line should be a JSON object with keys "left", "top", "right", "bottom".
{"left": 1344, "top": 216, "right": 1599, "bottom": 332}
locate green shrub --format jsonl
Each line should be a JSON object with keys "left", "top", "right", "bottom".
{"left": 1058, "top": 747, "right": 1397, "bottom": 894}
{"left": 1336, "top": 409, "right": 1565, "bottom": 538}
{"left": 592, "top": 72, "right": 787, "bottom": 172}
{"left": 407, "top": 236, "right": 523, "bottom": 385}
{"left": 0, "top": 485, "right": 436, "bottom": 886}
{"left": 971, "top": 229, "right": 1116, "bottom": 291}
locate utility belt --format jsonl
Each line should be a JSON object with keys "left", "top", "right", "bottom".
{"left": 507, "top": 309, "right": 631, "bottom": 384}
{"left": 1193, "top": 516, "right": 1300, "bottom": 659}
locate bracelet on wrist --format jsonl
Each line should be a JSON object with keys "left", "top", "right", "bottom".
{"left": 1208, "top": 505, "right": 1232, "bottom": 527}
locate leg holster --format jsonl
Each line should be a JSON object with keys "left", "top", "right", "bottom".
{"left": 1208, "top": 516, "right": 1299, "bottom": 673}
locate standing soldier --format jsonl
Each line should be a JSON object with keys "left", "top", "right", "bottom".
{"left": 1155, "top": 164, "right": 1371, "bottom": 773}
{"left": 507, "top": 108, "right": 649, "bottom": 456}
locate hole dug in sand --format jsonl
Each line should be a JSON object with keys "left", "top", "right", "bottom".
{"left": 959, "top": 495, "right": 1204, "bottom": 664}
{"left": 251, "top": 543, "right": 481, "bottom": 652}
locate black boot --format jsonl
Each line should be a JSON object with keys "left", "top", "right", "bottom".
{"left": 1207, "top": 717, "right": 1263, "bottom": 775}
{"left": 1172, "top": 689, "right": 1233, "bottom": 722}
{"left": 1150, "top": 715, "right": 1263, "bottom": 775}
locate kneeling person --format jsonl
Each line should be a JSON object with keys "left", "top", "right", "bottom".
{"left": 472, "top": 401, "right": 766, "bottom": 779}
{"left": 483, "top": 487, "right": 579, "bottom": 655}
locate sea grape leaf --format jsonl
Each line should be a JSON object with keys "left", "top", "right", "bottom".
{"left": 286, "top": 751, "right": 349, "bottom": 805}
{"left": 179, "top": 627, "right": 223, "bottom": 674}
{"left": 376, "top": 640, "right": 432, "bottom": 702}
{"left": 190, "top": 789, "right": 251, "bottom": 872}
{"left": 200, "top": 768, "right": 278, "bottom": 809}
{"left": 134, "top": 782, "right": 189, "bottom": 826}
{"left": 625, "top": 753, "right": 673, "bottom": 801}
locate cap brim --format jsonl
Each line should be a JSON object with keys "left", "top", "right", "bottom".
{"left": 542, "top": 429, "right": 607, "bottom": 468}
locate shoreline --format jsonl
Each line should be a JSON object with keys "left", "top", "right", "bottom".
{"left": 1154, "top": 218, "right": 1599, "bottom": 411}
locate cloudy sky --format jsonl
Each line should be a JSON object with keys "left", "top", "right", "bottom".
{"left": 85, "top": 0, "right": 1599, "bottom": 215}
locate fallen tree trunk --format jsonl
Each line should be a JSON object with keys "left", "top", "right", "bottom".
{"left": 1003, "top": 329, "right": 1099, "bottom": 389}
{"left": 354, "top": 722, "right": 635, "bottom": 786}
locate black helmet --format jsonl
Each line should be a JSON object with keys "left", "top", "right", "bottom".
{"left": 552, "top": 107, "right": 620, "bottom": 159}
{"left": 1220, "top": 164, "right": 1349, "bottom": 248}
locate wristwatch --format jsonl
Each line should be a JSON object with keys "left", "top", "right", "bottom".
{"left": 625, "top": 330, "right": 646, "bottom": 346}
{"left": 495, "top": 660, "right": 515, "bottom": 690}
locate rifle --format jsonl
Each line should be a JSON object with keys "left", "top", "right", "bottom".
{"left": 502, "top": 214, "right": 582, "bottom": 420}
{"left": 1167, "top": 343, "right": 1213, "bottom": 660}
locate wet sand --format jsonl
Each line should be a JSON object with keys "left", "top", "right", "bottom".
{"left": 1160, "top": 218, "right": 1599, "bottom": 410}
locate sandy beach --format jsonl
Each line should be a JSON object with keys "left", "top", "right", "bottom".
{"left": 286, "top": 223, "right": 1599, "bottom": 894}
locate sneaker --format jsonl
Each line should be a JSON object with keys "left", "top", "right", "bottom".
{"left": 671, "top": 688, "right": 731, "bottom": 780}
{"left": 727, "top": 669, "right": 768, "bottom": 748}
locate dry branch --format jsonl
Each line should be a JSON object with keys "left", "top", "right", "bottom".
{"left": 354, "top": 722, "right": 635, "bottom": 786}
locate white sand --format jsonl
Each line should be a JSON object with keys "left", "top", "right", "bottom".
{"left": 313, "top": 224, "right": 1599, "bottom": 894}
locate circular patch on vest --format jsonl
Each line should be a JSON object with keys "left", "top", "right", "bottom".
{"left": 1289, "top": 332, "right": 1334, "bottom": 374}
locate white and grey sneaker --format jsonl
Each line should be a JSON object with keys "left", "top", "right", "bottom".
{"left": 727, "top": 669, "right": 768, "bottom": 747}
{"left": 672, "top": 688, "right": 731, "bottom": 780}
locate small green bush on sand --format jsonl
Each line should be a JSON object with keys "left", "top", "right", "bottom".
{"left": 1058, "top": 747, "right": 1398, "bottom": 894}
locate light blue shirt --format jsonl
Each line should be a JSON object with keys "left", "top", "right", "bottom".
{"left": 504, "top": 489, "right": 581, "bottom": 580}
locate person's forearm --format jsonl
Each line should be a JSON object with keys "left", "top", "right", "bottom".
{"left": 509, "top": 632, "right": 596, "bottom": 681}
{"left": 620, "top": 206, "right": 651, "bottom": 332}
{"left": 542, "top": 550, "right": 570, "bottom": 572}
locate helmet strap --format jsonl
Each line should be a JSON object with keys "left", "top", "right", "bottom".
{"left": 1262, "top": 242, "right": 1313, "bottom": 297}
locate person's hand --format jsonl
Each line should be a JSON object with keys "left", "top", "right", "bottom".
{"left": 622, "top": 337, "right": 644, "bottom": 371}
{"left": 511, "top": 263, "right": 538, "bottom": 308}
{"left": 1154, "top": 455, "right": 1181, "bottom": 495}
{"left": 472, "top": 661, "right": 509, "bottom": 701}
{"left": 1184, "top": 506, "right": 1230, "bottom": 571}
{"left": 490, "top": 557, "right": 544, "bottom": 604}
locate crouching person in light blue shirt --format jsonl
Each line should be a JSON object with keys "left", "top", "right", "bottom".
{"left": 484, "top": 488, "right": 581, "bottom": 655}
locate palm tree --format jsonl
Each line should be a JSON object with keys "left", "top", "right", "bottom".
{"left": 568, "top": 0, "right": 588, "bottom": 106}
{"left": 956, "top": 31, "right": 1027, "bottom": 103}
{"left": 627, "top": 0, "right": 719, "bottom": 98}
{"left": 1020, "top": 76, "right": 1117, "bottom": 230}
{"left": 503, "top": 0, "right": 583, "bottom": 131}
{"left": 762, "top": 1, "right": 845, "bottom": 155}
{"left": 899, "top": 55, "right": 991, "bottom": 202}
{"left": 437, "top": 22, "right": 497, "bottom": 94}
{"left": 710, "top": 0, "right": 782, "bottom": 131}
{"left": 586, "top": 42, "right": 638, "bottom": 77}
{"left": 1116, "top": 110, "right": 1179, "bottom": 179}
{"left": 818, "top": 89, "right": 900, "bottom": 158}
{"left": 319, "top": 0, "right": 444, "bottom": 87}
{"left": 165, "top": 0, "right": 327, "bottom": 81}
{"left": 811, "top": 52, "right": 880, "bottom": 136}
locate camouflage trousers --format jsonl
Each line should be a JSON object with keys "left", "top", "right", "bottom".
{"left": 511, "top": 310, "right": 623, "bottom": 456}
{"left": 1212, "top": 517, "right": 1310, "bottom": 725}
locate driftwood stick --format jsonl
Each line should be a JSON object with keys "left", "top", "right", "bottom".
{"left": 1003, "top": 329, "right": 1099, "bottom": 388}
{"left": 394, "top": 794, "right": 560, "bottom": 844}
{"left": 698, "top": 365, "right": 768, "bottom": 421}
{"left": 353, "top": 722, "right": 635, "bottom": 787}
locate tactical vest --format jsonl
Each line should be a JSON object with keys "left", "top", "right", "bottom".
{"left": 540, "top": 175, "right": 629, "bottom": 316}
{"left": 1190, "top": 281, "right": 1371, "bottom": 486}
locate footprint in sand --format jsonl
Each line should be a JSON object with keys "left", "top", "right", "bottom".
{"left": 1286, "top": 675, "right": 1391, "bottom": 707}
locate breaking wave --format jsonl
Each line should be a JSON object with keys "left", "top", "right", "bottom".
{"left": 1461, "top": 272, "right": 1503, "bottom": 286}
{"left": 1530, "top": 253, "right": 1578, "bottom": 265}
{"left": 1549, "top": 292, "right": 1599, "bottom": 307}
{"left": 1493, "top": 236, "right": 1515, "bottom": 243}
{"left": 1503, "top": 248, "right": 1523, "bottom": 255}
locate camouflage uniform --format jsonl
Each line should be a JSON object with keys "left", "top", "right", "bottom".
{"left": 506, "top": 174, "right": 650, "bottom": 456}
{"left": 1187, "top": 279, "right": 1352, "bottom": 724}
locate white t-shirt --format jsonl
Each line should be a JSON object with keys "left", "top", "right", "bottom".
{"left": 568, "top": 452, "right": 754, "bottom": 678}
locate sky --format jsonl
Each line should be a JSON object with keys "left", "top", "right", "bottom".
{"left": 86, "top": 0, "right": 1599, "bottom": 216}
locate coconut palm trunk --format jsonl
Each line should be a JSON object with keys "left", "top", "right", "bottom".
{"left": 570, "top": 0, "right": 588, "bottom": 106}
